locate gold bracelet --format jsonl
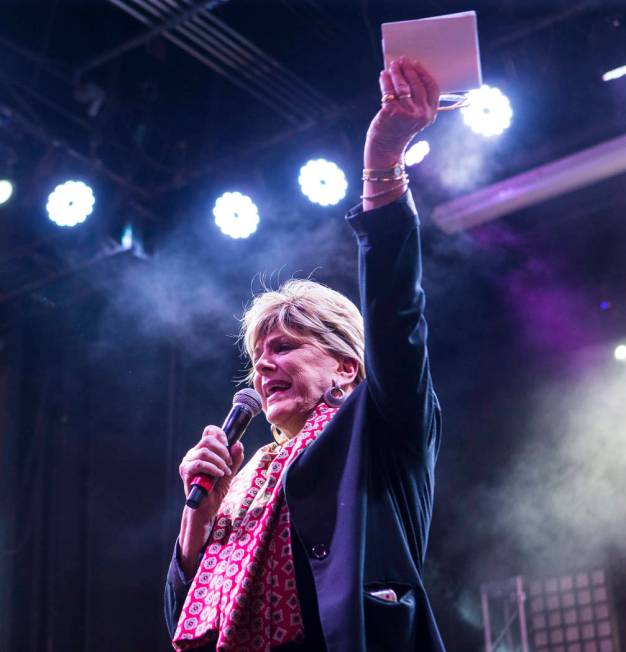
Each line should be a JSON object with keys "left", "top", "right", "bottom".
{"left": 362, "top": 162, "right": 405, "bottom": 182}
{"left": 360, "top": 181, "right": 408, "bottom": 200}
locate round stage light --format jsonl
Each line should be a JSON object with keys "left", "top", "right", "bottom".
{"left": 213, "top": 191, "right": 259, "bottom": 239}
{"left": 404, "top": 140, "right": 430, "bottom": 167}
{"left": 298, "top": 159, "right": 347, "bottom": 207}
{"left": 461, "top": 85, "right": 513, "bottom": 137}
{"left": 0, "top": 179, "right": 14, "bottom": 205}
{"left": 614, "top": 344, "right": 626, "bottom": 362}
{"left": 602, "top": 64, "right": 626, "bottom": 82}
{"left": 121, "top": 224, "right": 134, "bottom": 250}
{"left": 46, "top": 180, "right": 95, "bottom": 227}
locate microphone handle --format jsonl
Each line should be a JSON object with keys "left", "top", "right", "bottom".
{"left": 185, "top": 404, "right": 253, "bottom": 510}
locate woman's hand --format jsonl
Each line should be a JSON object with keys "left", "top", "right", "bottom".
{"left": 179, "top": 426, "right": 245, "bottom": 518}
{"left": 364, "top": 57, "right": 440, "bottom": 169}
{"left": 177, "top": 427, "right": 245, "bottom": 579}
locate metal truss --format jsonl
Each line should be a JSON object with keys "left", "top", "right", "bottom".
{"left": 481, "top": 576, "right": 530, "bottom": 652}
{"left": 100, "top": 0, "right": 336, "bottom": 124}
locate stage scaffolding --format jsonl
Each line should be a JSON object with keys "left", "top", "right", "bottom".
{"left": 481, "top": 570, "right": 621, "bottom": 652}
{"left": 481, "top": 576, "right": 530, "bottom": 652}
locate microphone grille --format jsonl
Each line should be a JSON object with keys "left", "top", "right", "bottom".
{"left": 233, "top": 388, "right": 263, "bottom": 416}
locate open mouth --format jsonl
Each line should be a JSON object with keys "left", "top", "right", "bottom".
{"left": 265, "top": 382, "right": 291, "bottom": 399}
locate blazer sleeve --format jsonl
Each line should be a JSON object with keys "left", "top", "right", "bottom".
{"left": 346, "top": 192, "right": 441, "bottom": 453}
{"left": 163, "top": 540, "right": 193, "bottom": 639}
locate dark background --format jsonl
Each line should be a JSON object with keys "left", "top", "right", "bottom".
{"left": 1, "top": 1, "right": 625, "bottom": 650}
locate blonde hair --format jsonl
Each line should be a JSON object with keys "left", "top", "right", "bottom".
{"left": 241, "top": 279, "right": 365, "bottom": 385}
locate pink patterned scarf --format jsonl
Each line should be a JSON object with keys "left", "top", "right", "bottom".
{"left": 173, "top": 402, "right": 337, "bottom": 651}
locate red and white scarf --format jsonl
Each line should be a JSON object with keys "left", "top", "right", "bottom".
{"left": 173, "top": 402, "right": 338, "bottom": 651}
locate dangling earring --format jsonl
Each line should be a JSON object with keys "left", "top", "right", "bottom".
{"left": 323, "top": 380, "right": 345, "bottom": 408}
{"left": 272, "top": 424, "right": 289, "bottom": 445}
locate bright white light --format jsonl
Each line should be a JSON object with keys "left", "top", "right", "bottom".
{"left": 298, "top": 159, "right": 347, "bottom": 207}
{"left": 213, "top": 191, "right": 259, "bottom": 239}
{"left": 0, "top": 179, "right": 13, "bottom": 205}
{"left": 461, "top": 85, "right": 513, "bottom": 137}
{"left": 602, "top": 65, "right": 626, "bottom": 82}
{"left": 614, "top": 344, "right": 626, "bottom": 362}
{"left": 46, "top": 180, "right": 95, "bottom": 227}
{"left": 121, "top": 224, "right": 133, "bottom": 250}
{"left": 404, "top": 140, "right": 430, "bottom": 166}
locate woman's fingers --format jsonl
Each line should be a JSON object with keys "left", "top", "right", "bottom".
{"left": 379, "top": 70, "right": 395, "bottom": 99}
{"left": 201, "top": 425, "right": 228, "bottom": 448}
{"left": 229, "top": 441, "right": 245, "bottom": 475}
{"left": 183, "top": 457, "right": 231, "bottom": 480}
{"left": 413, "top": 60, "right": 440, "bottom": 111}
{"left": 179, "top": 425, "right": 234, "bottom": 483}
{"left": 399, "top": 59, "right": 428, "bottom": 107}
{"left": 185, "top": 448, "right": 232, "bottom": 476}
{"left": 388, "top": 59, "right": 412, "bottom": 99}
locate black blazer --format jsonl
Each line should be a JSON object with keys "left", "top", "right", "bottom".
{"left": 165, "top": 195, "right": 445, "bottom": 651}
{"left": 283, "top": 195, "right": 444, "bottom": 651}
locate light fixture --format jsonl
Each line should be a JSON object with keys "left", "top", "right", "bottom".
{"left": 614, "top": 344, "right": 626, "bottom": 362}
{"left": 121, "top": 224, "right": 134, "bottom": 250}
{"left": 461, "top": 85, "right": 513, "bottom": 137}
{"left": 0, "top": 179, "right": 14, "bottom": 205}
{"left": 298, "top": 159, "right": 347, "bottom": 207}
{"left": 213, "top": 191, "right": 259, "bottom": 239}
{"left": 404, "top": 141, "right": 430, "bottom": 166}
{"left": 46, "top": 180, "right": 95, "bottom": 227}
{"left": 602, "top": 64, "right": 626, "bottom": 82}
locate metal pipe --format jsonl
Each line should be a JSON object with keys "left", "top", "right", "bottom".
{"left": 150, "top": 0, "right": 317, "bottom": 119}
{"left": 0, "top": 247, "right": 133, "bottom": 306}
{"left": 516, "top": 577, "right": 530, "bottom": 652}
{"left": 503, "top": 598, "right": 514, "bottom": 651}
{"left": 108, "top": 0, "right": 303, "bottom": 123}
{"left": 76, "top": 0, "right": 227, "bottom": 78}
{"left": 184, "top": 11, "right": 328, "bottom": 115}
{"left": 490, "top": 608, "right": 518, "bottom": 651}
{"left": 133, "top": 0, "right": 329, "bottom": 119}
{"left": 0, "top": 101, "right": 155, "bottom": 205}
{"left": 0, "top": 35, "right": 71, "bottom": 84}
{"left": 200, "top": 7, "right": 333, "bottom": 107}
{"left": 480, "top": 585, "right": 493, "bottom": 652}
{"left": 432, "top": 133, "right": 626, "bottom": 233}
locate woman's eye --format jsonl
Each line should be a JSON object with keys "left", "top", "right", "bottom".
{"left": 277, "top": 342, "right": 295, "bottom": 353}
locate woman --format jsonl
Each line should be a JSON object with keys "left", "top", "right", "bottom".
{"left": 165, "top": 57, "right": 445, "bottom": 651}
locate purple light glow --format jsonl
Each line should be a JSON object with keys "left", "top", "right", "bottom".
{"left": 503, "top": 260, "right": 595, "bottom": 357}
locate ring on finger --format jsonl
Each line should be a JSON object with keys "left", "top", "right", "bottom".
{"left": 381, "top": 93, "right": 396, "bottom": 103}
{"left": 397, "top": 93, "right": 412, "bottom": 100}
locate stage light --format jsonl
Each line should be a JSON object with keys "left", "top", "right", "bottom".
{"left": 121, "top": 224, "right": 134, "bottom": 250}
{"left": 0, "top": 179, "right": 13, "bottom": 205}
{"left": 461, "top": 85, "right": 513, "bottom": 137}
{"left": 404, "top": 141, "right": 430, "bottom": 166}
{"left": 213, "top": 191, "right": 259, "bottom": 239}
{"left": 46, "top": 180, "right": 95, "bottom": 227}
{"left": 614, "top": 344, "right": 626, "bottom": 361}
{"left": 298, "top": 158, "right": 347, "bottom": 207}
{"left": 602, "top": 64, "right": 626, "bottom": 82}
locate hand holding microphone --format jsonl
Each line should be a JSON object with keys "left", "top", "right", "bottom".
{"left": 180, "top": 389, "right": 262, "bottom": 511}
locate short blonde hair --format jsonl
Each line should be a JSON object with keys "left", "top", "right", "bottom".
{"left": 241, "top": 279, "right": 365, "bottom": 384}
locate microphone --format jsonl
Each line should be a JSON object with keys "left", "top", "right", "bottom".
{"left": 186, "top": 388, "right": 262, "bottom": 510}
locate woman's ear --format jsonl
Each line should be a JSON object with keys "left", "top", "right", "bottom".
{"left": 336, "top": 356, "right": 359, "bottom": 387}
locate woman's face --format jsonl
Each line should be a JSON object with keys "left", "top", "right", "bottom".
{"left": 252, "top": 328, "right": 355, "bottom": 437}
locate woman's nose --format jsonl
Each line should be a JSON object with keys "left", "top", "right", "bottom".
{"left": 255, "top": 351, "right": 276, "bottom": 374}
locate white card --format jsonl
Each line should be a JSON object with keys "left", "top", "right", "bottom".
{"left": 382, "top": 11, "right": 482, "bottom": 94}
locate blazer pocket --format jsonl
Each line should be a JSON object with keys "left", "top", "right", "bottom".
{"left": 364, "top": 582, "right": 417, "bottom": 651}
